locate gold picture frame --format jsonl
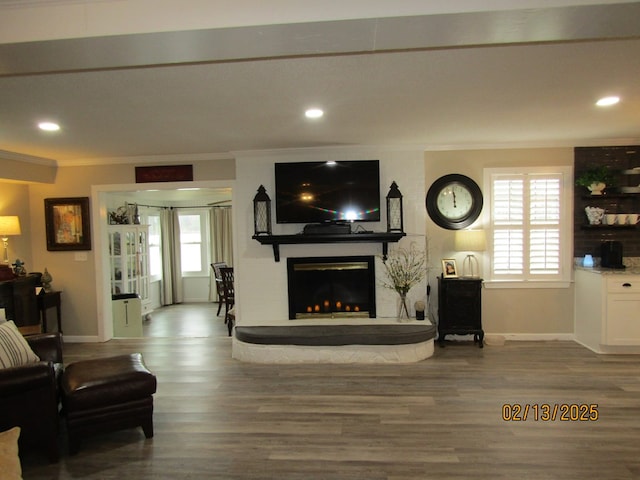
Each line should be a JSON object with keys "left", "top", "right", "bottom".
{"left": 442, "top": 258, "right": 458, "bottom": 278}
{"left": 44, "top": 197, "right": 92, "bottom": 251}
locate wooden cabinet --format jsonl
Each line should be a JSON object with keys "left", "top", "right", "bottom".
{"left": 575, "top": 269, "right": 640, "bottom": 352}
{"left": 0, "top": 274, "right": 40, "bottom": 330}
{"left": 437, "top": 277, "right": 483, "bottom": 347}
{"left": 108, "top": 225, "right": 151, "bottom": 315}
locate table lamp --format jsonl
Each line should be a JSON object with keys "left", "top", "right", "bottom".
{"left": 0, "top": 215, "right": 22, "bottom": 265}
{"left": 454, "top": 229, "right": 486, "bottom": 278}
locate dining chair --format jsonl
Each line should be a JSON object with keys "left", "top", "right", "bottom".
{"left": 219, "top": 267, "right": 235, "bottom": 336}
{"left": 210, "top": 262, "right": 227, "bottom": 316}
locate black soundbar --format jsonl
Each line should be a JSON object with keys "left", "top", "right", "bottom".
{"left": 302, "top": 223, "right": 351, "bottom": 235}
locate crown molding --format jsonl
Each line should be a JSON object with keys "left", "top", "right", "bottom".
{"left": 0, "top": 149, "right": 57, "bottom": 166}
{"left": 54, "top": 151, "right": 235, "bottom": 167}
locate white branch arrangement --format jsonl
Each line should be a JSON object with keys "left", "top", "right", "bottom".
{"left": 380, "top": 242, "right": 427, "bottom": 298}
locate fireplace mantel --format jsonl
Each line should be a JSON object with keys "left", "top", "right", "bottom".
{"left": 252, "top": 232, "right": 405, "bottom": 261}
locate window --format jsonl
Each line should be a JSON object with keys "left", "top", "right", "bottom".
{"left": 147, "top": 214, "right": 161, "bottom": 282}
{"left": 178, "top": 210, "right": 209, "bottom": 275}
{"left": 484, "top": 167, "right": 572, "bottom": 287}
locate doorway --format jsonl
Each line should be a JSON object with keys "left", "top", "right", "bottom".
{"left": 92, "top": 180, "right": 235, "bottom": 341}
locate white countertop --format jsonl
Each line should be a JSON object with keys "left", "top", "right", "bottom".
{"left": 575, "top": 265, "right": 640, "bottom": 275}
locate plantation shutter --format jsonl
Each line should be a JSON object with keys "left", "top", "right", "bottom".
{"left": 490, "top": 172, "right": 563, "bottom": 281}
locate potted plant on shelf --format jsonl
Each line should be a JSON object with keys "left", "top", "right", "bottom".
{"left": 576, "top": 165, "right": 616, "bottom": 195}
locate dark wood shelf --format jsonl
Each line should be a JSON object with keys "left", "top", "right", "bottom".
{"left": 252, "top": 232, "right": 406, "bottom": 261}
{"left": 580, "top": 224, "right": 637, "bottom": 230}
{"left": 581, "top": 193, "right": 640, "bottom": 199}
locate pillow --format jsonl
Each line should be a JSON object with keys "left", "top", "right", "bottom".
{"left": 0, "top": 321, "right": 40, "bottom": 369}
{"left": 0, "top": 427, "right": 22, "bottom": 480}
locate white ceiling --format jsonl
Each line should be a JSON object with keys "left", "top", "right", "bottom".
{"left": 0, "top": 1, "right": 639, "bottom": 168}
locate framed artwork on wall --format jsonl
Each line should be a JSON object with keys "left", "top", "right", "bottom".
{"left": 44, "top": 197, "right": 92, "bottom": 251}
{"left": 441, "top": 258, "right": 458, "bottom": 278}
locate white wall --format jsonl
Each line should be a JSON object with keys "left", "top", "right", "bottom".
{"left": 234, "top": 147, "right": 427, "bottom": 327}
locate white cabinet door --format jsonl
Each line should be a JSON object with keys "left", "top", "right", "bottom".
{"left": 606, "top": 294, "right": 640, "bottom": 345}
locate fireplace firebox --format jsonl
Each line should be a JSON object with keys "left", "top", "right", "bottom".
{"left": 286, "top": 256, "right": 376, "bottom": 320}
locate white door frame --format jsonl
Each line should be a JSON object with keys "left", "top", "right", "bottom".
{"left": 91, "top": 180, "right": 235, "bottom": 342}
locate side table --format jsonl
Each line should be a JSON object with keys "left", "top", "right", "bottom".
{"left": 437, "top": 277, "right": 483, "bottom": 348}
{"left": 38, "top": 290, "right": 62, "bottom": 334}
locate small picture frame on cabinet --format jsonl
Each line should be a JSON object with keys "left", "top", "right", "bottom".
{"left": 442, "top": 259, "right": 458, "bottom": 278}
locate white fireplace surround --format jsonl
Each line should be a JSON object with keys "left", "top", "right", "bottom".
{"left": 232, "top": 148, "right": 428, "bottom": 362}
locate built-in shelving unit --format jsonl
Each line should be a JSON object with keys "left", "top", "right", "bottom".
{"left": 108, "top": 224, "right": 151, "bottom": 314}
{"left": 574, "top": 146, "right": 640, "bottom": 258}
{"left": 252, "top": 232, "right": 406, "bottom": 262}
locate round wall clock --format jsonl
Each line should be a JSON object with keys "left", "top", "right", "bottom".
{"left": 426, "top": 174, "right": 483, "bottom": 230}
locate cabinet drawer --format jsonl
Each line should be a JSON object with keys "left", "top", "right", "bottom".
{"left": 606, "top": 276, "right": 640, "bottom": 293}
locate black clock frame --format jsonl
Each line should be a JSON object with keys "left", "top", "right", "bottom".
{"left": 426, "top": 174, "right": 483, "bottom": 230}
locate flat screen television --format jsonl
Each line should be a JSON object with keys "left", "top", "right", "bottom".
{"left": 275, "top": 160, "right": 381, "bottom": 224}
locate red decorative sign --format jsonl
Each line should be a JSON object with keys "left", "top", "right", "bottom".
{"left": 135, "top": 165, "right": 193, "bottom": 183}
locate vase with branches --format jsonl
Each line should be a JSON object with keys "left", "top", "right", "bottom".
{"left": 380, "top": 242, "right": 427, "bottom": 319}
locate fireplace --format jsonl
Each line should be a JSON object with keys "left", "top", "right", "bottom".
{"left": 286, "top": 256, "right": 376, "bottom": 320}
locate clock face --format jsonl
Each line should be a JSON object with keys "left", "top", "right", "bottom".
{"left": 426, "top": 174, "right": 483, "bottom": 229}
{"left": 436, "top": 183, "right": 474, "bottom": 221}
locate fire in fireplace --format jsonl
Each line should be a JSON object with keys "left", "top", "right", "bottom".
{"left": 286, "top": 256, "right": 376, "bottom": 320}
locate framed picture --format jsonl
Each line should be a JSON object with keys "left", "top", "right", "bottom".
{"left": 442, "top": 258, "right": 458, "bottom": 278}
{"left": 44, "top": 197, "right": 92, "bottom": 251}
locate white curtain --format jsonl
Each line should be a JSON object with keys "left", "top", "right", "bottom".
{"left": 160, "top": 208, "right": 183, "bottom": 305}
{"left": 208, "top": 207, "right": 233, "bottom": 301}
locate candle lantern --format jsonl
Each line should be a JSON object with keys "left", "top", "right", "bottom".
{"left": 253, "top": 185, "right": 272, "bottom": 236}
{"left": 386, "top": 181, "right": 404, "bottom": 233}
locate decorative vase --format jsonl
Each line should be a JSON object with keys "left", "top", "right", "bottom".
{"left": 41, "top": 268, "right": 53, "bottom": 291}
{"left": 587, "top": 182, "right": 606, "bottom": 195}
{"left": 397, "top": 294, "right": 410, "bottom": 320}
{"left": 584, "top": 206, "right": 605, "bottom": 225}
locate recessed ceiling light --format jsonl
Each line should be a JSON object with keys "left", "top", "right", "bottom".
{"left": 596, "top": 96, "right": 620, "bottom": 107}
{"left": 305, "top": 108, "right": 324, "bottom": 119}
{"left": 38, "top": 121, "right": 60, "bottom": 131}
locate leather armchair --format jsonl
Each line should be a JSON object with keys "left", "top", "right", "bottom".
{"left": 0, "top": 332, "right": 63, "bottom": 462}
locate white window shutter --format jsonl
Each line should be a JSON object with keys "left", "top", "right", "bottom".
{"left": 487, "top": 169, "right": 569, "bottom": 284}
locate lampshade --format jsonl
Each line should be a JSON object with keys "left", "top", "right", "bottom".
{"left": 454, "top": 229, "right": 485, "bottom": 278}
{"left": 454, "top": 229, "right": 486, "bottom": 252}
{"left": 0, "top": 216, "right": 21, "bottom": 236}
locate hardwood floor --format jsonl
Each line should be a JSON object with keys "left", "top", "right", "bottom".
{"left": 19, "top": 305, "right": 640, "bottom": 479}
{"left": 142, "top": 302, "right": 222, "bottom": 338}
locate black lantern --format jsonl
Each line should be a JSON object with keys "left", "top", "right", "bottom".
{"left": 386, "top": 181, "right": 404, "bottom": 233}
{"left": 253, "top": 185, "right": 272, "bottom": 236}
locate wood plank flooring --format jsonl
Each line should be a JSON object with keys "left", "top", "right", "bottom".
{"left": 19, "top": 304, "right": 640, "bottom": 479}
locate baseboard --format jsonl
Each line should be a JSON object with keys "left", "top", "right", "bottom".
{"left": 499, "top": 333, "right": 575, "bottom": 341}
{"left": 448, "top": 333, "right": 575, "bottom": 343}
{"left": 63, "top": 335, "right": 101, "bottom": 343}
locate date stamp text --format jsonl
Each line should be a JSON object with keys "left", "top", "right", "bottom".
{"left": 502, "top": 403, "right": 599, "bottom": 422}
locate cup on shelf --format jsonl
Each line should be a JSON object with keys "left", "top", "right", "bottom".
{"left": 605, "top": 214, "right": 617, "bottom": 225}
{"left": 617, "top": 214, "right": 628, "bottom": 225}
{"left": 627, "top": 213, "right": 639, "bottom": 225}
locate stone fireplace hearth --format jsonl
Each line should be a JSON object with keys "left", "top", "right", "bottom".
{"left": 286, "top": 256, "right": 376, "bottom": 320}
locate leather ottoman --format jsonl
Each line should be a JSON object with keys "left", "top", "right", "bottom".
{"left": 61, "top": 353, "right": 157, "bottom": 454}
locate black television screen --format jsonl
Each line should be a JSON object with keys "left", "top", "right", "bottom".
{"left": 275, "top": 160, "right": 381, "bottom": 224}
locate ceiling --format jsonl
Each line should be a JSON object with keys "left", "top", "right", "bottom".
{"left": 0, "top": 1, "right": 639, "bottom": 168}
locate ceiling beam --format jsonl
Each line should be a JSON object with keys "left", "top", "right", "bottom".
{"left": 1, "top": 3, "right": 639, "bottom": 76}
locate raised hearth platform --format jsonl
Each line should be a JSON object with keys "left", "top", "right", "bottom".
{"left": 232, "top": 322, "right": 436, "bottom": 364}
